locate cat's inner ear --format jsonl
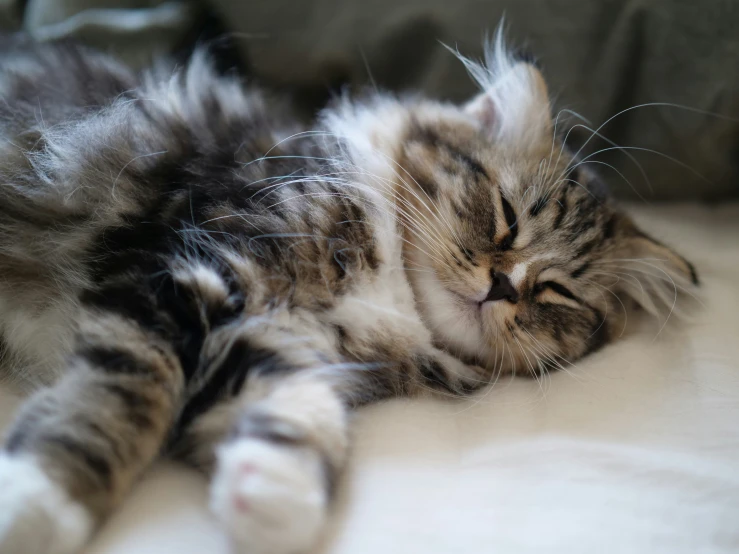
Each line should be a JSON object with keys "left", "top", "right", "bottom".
{"left": 464, "top": 93, "right": 498, "bottom": 133}
{"left": 463, "top": 58, "right": 552, "bottom": 146}
{"left": 608, "top": 214, "right": 699, "bottom": 316}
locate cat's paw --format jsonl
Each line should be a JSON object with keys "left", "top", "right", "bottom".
{"left": 0, "top": 454, "right": 93, "bottom": 554}
{"left": 210, "top": 439, "right": 328, "bottom": 554}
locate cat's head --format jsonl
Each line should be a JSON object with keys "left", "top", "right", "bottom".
{"left": 324, "top": 34, "right": 698, "bottom": 377}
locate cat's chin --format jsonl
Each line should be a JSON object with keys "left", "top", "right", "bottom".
{"left": 421, "top": 289, "right": 521, "bottom": 376}
{"left": 406, "top": 264, "right": 499, "bottom": 365}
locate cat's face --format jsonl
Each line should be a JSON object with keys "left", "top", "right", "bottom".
{"left": 394, "top": 45, "right": 697, "bottom": 376}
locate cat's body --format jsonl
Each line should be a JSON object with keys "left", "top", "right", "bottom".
{"left": 0, "top": 36, "right": 696, "bottom": 554}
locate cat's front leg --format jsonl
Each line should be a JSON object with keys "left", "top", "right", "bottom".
{"left": 209, "top": 373, "right": 348, "bottom": 554}
{"left": 205, "top": 351, "right": 484, "bottom": 554}
{"left": 0, "top": 312, "right": 185, "bottom": 554}
{"left": 413, "top": 347, "right": 492, "bottom": 397}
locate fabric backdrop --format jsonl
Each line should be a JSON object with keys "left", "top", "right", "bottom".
{"left": 0, "top": 0, "right": 737, "bottom": 200}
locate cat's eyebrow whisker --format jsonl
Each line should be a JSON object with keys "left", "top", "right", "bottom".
{"left": 565, "top": 145, "right": 714, "bottom": 191}
{"left": 568, "top": 159, "right": 642, "bottom": 199}
{"left": 553, "top": 117, "right": 652, "bottom": 195}
{"left": 549, "top": 103, "right": 729, "bottom": 201}
{"left": 547, "top": 177, "right": 600, "bottom": 202}
{"left": 544, "top": 107, "right": 572, "bottom": 179}
{"left": 388, "top": 205, "right": 456, "bottom": 261}
{"left": 564, "top": 101, "right": 739, "bottom": 182}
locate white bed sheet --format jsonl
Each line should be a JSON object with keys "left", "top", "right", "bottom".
{"left": 1, "top": 203, "right": 738, "bottom": 554}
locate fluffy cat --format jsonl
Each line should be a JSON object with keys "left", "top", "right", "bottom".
{"left": 0, "top": 32, "right": 697, "bottom": 554}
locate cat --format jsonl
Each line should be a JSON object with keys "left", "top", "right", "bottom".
{"left": 0, "top": 31, "right": 697, "bottom": 554}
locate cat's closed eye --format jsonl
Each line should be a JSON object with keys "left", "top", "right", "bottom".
{"left": 460, "top": 246, "right": 476, "bottom": 263}
{"left": 498, "top": 197, "right": 518, "bottom": 251}
{"left": 533, "top": 281, "right": 578, "bottom": 302}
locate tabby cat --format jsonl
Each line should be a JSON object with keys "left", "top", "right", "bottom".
{"left": 0, "top": 33, "right": 696, "bottom": 554}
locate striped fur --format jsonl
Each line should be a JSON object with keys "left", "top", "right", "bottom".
{"left": 0, "top": 36, "right": 697, "bottom": 554}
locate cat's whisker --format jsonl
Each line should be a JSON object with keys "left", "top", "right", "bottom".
{"left": 519, "top": 327, "right": 587, "bottom": 382}
{"left": 571, "top": 159, "right": 642, "bottom": 199}
{"left": 565, "top": 145, "right": 713, "bottom": 189}
{"left": 546, "top": 177, "right": 600, "bottom": 202}
{"left": 544, "top": 107, "right": 573, "bottom": 179}
{"left": 589, "top": 262, "right": 695, "bottom": 335}
{"left": 509, "top": 331, "right": 536, "bottom": 380}
{"left": 388, "top": 164, "right": 467, "bottom": 250}
{"left": 459, "top": 328, "right": 509, "bottom": 411}
{"left": 326, "top": 131, "right": 467, "bottom": 250}
{"left": 201, "top": 186, "right": 454, "bottom": 269}
{"left": 341, "top": 149, "right": 466, "bottom": 253}
{"left": 251, "top": 130, "right": 339, "bottom": 162}
{"left": 510, "top": 332, "right": 547, "bottom": 390}
{"left": 592, "top": 259, "right": 699, "bottom": 299}
{"left": 565, "top": 101, "right": 739, "bottom": 183}
{"left": 251, "top": 183, "right": 455, "bottom": 266}
{"left": 314, "top": 164, "right": 460, "bottom": 258}
{"left": 577, "top": 274, "right": 629, "bottom": 337}
{"left": 554, "top": 117, "right": 652, "bottom": 196}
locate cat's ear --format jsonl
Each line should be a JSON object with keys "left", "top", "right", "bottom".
{"left": 606, "top": 214, "right": 699, "bottom": 317}
{"left": 459, "top": 35, "right": 552, "bottom": 145}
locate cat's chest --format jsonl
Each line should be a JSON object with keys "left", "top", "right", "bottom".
{"left": 321, "top": 219, "right": 432, "bottom": 356}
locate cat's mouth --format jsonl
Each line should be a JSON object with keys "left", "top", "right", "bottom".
{"left": 448, "top": 288, "right": 513, "bottom": 313}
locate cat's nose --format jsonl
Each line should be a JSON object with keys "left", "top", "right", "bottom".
{"left": 484, "top": 271, "right": 519, "bottom": 303}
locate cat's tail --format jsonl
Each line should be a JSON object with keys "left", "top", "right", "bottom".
{"left": 0, "top": 39, "right": 142, "bottom": 266}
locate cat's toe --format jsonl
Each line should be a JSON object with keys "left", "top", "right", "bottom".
{"left": 0, "top": 454, "right": 93, "bottom": 554}
{"left": 210, "top": 439, "right": 328, "bottom": 554}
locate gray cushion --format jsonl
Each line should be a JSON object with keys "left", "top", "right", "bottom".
{"left": 208, "top": 0, "right": 739, "bottom": 201}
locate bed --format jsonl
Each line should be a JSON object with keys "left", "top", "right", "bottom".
{"left": 1, "top": 202, "right": 736, "bottom": 554}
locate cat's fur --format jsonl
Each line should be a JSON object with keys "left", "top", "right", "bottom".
{"left": 0, "top": 34, "right": 697, "bottom": 554}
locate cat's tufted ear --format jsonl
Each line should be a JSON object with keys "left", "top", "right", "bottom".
{"left": 459, "top": 35, "right": 552, "bottom": 146}
{"left": 606, "top": 214, "right": 699, "bottom": 317}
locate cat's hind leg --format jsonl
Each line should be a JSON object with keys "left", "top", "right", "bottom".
{"left": 0, "top": 312, "right": 186, "bottom": 554}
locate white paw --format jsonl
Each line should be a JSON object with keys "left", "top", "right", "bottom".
{"left": 0, "top": 454, "right": 93, "bottom": 554}
{"left": 210, "top": 439, "right": 328, "bottom": 554}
